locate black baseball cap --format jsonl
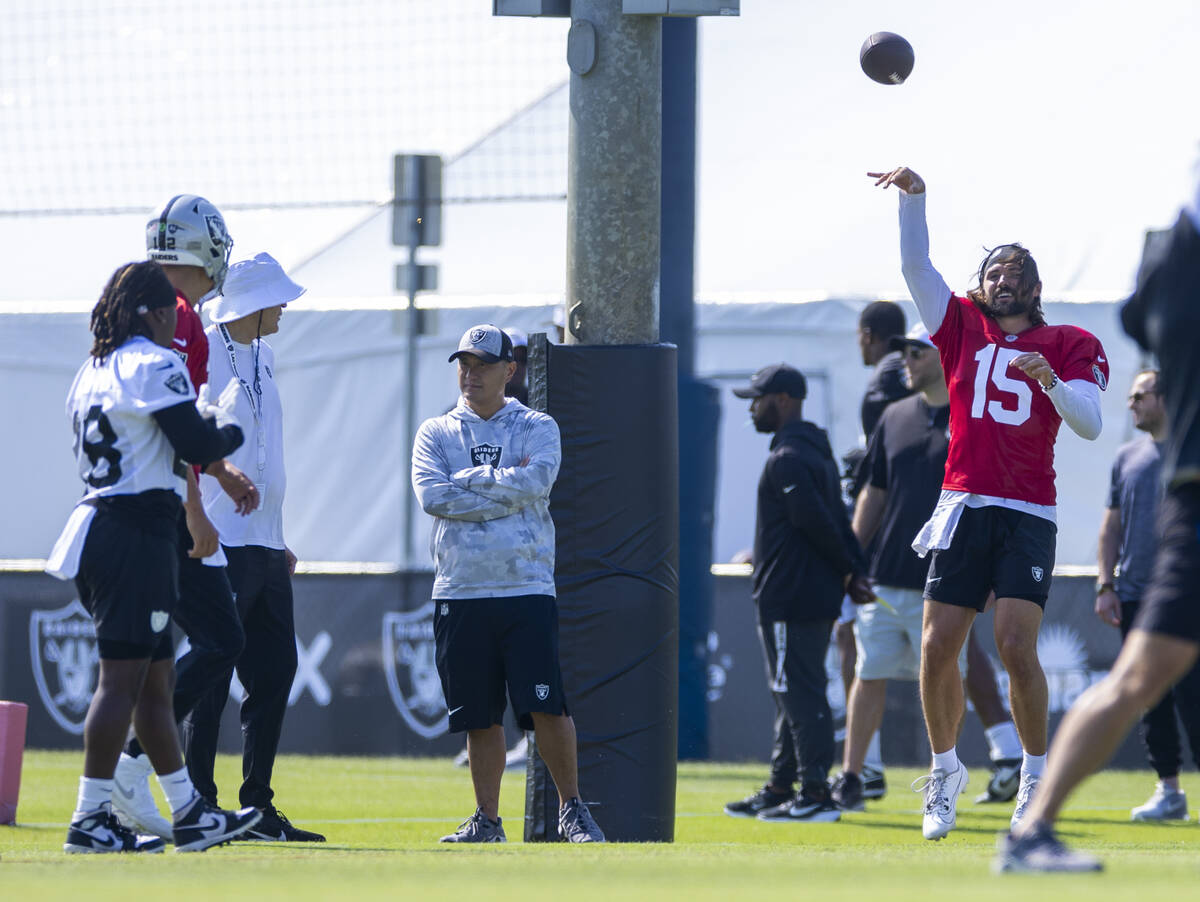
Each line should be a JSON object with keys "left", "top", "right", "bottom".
{"left": 732, "top": 363, "right": 807, "bottom": 400}
{"left": 448, "top": 324, "right": 515, "bottom": 364}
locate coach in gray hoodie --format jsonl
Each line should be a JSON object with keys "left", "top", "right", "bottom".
{"left": 411, "top": 323, "right": 603, "bottom": 845}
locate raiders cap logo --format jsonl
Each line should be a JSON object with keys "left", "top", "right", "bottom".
{"left": 470, "top": 329, "right": 487, "bottom": 344}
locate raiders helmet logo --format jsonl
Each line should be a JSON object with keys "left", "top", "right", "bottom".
{"left": 1092, "top": 364, "right": 1107, "bottom": 391}
{"left": 535, "top": 683, "right": 550, "bottom": 701}
{"left": 382, "top": 604, "right": 449, "bottom": 740}
{"left": 30, "top": 600, "right": 99, "bottom": 735}
{"left": 1031, "top": 566, "right": 1044, "bottom": 582}
{"left": 470, "top": 328, "right": 487, "bottom": 344}
{"left": 471, "top": 444, "right": 502, "bottom": 466}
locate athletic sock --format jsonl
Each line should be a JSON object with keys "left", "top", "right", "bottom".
{"left": 864, "top": 731, "right": 884, "bottom": 771}
{"left": 1022, "top": 752, "right": 1046, "bottom": 779}
{"left": 74, "top": 776, "right": 114, "bottom": 820}
{"left": 985, "top": 721, "right": 1022, "bottom": 761}
{"left": 932, "top": 747, "right": 959, "bottom": 774}
{"left": 157, "top": 767, "right": 198, "bottom": 814}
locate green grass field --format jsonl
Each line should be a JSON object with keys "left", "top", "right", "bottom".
{"left": 2, "top": 752, "right": 1199, "bottom": 900}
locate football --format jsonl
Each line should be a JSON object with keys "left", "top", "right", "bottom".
{"left": 859, "top": 31, "right": 914, "bottom": 85}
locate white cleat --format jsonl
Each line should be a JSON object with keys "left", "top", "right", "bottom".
{"left": 1131, "top": 782, "right": 1189, "bottom": 822}
{"left": 112, "top": 752, "right": 173, "bottom": 840}
{"left": 915, "top": 764, "right": 968, "bottom": 841}
{"left": 1010, "top": 773, "right": 1040, "bottom": 832}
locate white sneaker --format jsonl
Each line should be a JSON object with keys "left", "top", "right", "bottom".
{"left": 1131, "top": 782, "right": 1189, "bottom": 821}
{"left": 1010, "top": 772, "right": 1040, "bottom": 832}
{"left": 914, "top": 763, "right": 968, "bottom": 840}
{"left": 112, "top": 753, "right": 173, "bottom": 840}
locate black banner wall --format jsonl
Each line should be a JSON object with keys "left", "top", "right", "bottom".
{"left": 0, "top": 569, "right": 517, "bottom": 758}
{"left": 0, "top": 567, "right": 1155, "bottom": 773}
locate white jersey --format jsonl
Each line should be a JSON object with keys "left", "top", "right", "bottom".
{"left": 412, "top": 397, "right": 560, "bottom": 599}
{"left": 47, "top": 335, "right": 194, "bottom": 580}
{"left": 199, "top": 326, "right": 286, "bottom": 549}
{"left": 66, "top": 335, "right": 196, "bottom": 501}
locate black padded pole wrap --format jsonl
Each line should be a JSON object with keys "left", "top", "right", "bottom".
{"left": 524, "top": 337, "right": 680, "bottom": 842}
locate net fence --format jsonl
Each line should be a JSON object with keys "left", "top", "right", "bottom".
{"left": 0, "top": 1, "right": 569, "bottom": 215}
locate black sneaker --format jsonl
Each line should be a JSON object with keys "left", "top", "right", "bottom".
{"left": 558, "top": 797, "right": 606, "bottom": 843}
{"left": 723, "top": 784, "right": 793, "bottom": 818}
{"left": 861, "top": 764, "right": 887, "bottom": 800}
{"left": 993, "top": 825, "right": 1102, "bottom": 873}
{"left": 64, "top": 803, "right": 166, "bottom": 854}
{"left": 830, "top": 772, "right": 865, "bottom": 811}
{"left": 975, "top": 758, "right": 1022, "bottom": 803}
{"left": 440, "top": 808, "right": 506, "bottom": 843}
{"left": 238, "top": 805, "right": 326, "bottom": 842}
{"left": 757, "top": 792, "right": 841, "bottom": 823}
{"left": 173, "top": 794, "right": 263, "bottom": 853}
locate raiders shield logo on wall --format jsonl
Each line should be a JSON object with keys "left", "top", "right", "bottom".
{"left": 382, "top": 604, "right": 448, "bottom": 740}
{"left": 471, "top": 444, "right": 502, "bottom": 467}
{"left": 29, "top": 600, "right": 99, "bottom": 734}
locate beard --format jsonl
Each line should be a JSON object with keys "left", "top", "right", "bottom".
{"left": 752, "top": 405, "right": 780, "bottom": 434}
{"left": 982, "top": 290, "right": 1033, "bottom": 319}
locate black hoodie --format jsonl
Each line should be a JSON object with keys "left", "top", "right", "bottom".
{"left": 751, "top": 420, "right": 867, "bottom": 622}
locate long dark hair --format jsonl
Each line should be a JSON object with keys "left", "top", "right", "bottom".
{"left": 966, "top": 243, "right": 1046, "bottom": 328}
{"left": 90, "top": 261, "right": 176, "bottom": 361}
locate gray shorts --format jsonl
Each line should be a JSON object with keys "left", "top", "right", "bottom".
{"left": 853, "top": 585, "right": 966, "bottom": 681}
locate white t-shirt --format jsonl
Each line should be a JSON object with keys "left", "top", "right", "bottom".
{"left": 200, "top": 325, "right": 286, "bottom": 549}
{"left": 66, "top": 335, "right": 195, "bottom": 501}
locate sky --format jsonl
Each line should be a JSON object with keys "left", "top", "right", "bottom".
{"left": 0, "top": 1, "right": 1196, "bottom": 302}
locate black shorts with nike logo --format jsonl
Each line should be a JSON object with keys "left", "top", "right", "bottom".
{"left": 433, "top": 593, "right": 568, "bottom": 733}
{"left": 924, "top": 505, "right": 1057, "bottom": 610}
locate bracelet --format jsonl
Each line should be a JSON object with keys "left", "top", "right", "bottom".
{"left": 1096, "top": 581, "right": 1115, "bottom": 595}
{"left": 1042, "top": 373, "right": 1059, "bottom": 391}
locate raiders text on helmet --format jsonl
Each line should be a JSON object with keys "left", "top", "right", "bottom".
{"left": 145, "top": 195, "right": 234, "bottom": 293}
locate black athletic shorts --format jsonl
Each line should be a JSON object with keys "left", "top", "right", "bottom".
{"left": 925, "top": 505, "right": 1056, "bottom": 610}
{"left": 433, "top": 594, "right": 569, "bottom": 733}
{"left": 75, "top": 496, "right": 179, "bottom": 661}
{"left": 1133, "top": 483, "right": 1200, "bottom": 643}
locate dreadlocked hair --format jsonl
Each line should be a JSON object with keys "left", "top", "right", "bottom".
{"left": 966, "top": 243, "right": 1046, "bottom": 328}
{"left": 90, "top": 261, "right": 176, "bottom": 361}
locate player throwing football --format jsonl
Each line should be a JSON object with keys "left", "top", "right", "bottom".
{"left": 869, "top": 166, "right": 1108, "bottom": 841}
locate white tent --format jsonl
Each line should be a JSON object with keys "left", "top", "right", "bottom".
{"left": 1, "top": 1, "right": 1190, "bottom": 571}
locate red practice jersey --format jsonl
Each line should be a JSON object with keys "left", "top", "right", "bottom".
{"left": 172, "top": 293, "right": 208, "bottom": 392}
{"left": 933, "top": 294, "right": 1108, "bottom": 506}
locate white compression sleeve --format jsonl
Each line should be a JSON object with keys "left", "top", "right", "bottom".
{"left": 898, "top": 191, "right": 951, "bottom": 334}
{"left": 1045, "top": 378, "right": 1102, "bottom": 440}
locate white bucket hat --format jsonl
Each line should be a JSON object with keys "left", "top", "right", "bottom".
{"left": 207, "top": 252, "right": 305, "bottom": 324}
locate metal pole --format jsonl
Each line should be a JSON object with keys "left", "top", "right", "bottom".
{"left": 566, "top": 0, "right": 661, "bottom": 345}
{"left": 402, "top": 164, "right": 421, "bottom": 568}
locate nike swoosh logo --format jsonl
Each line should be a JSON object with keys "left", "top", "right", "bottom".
{"left": 782, "top": 485, "right": 796, "bottom": 494}
{"left": 115, "top": 781, "right": 137, "bottom": 801}
{"left": 448, "top": 706, "right": 464, "bottom": 716}
{"left": 173, "top": 337, "right": 188, "bottom": 347}
{"left": 1097, "top": 355, "right": 1106, "bottom": 362}
{"left": 91, "top": 832, "right": 121, "bottom": 849}
{"left": 194, "top": 812, "right": 223, "bottom": 832}
{"left": 155, "top": 362, "right": 174, "bottom": 371}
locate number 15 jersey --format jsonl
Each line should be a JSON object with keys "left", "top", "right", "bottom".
{"left": 933, "top": 294, "right": 1109, "bottom": 506}
{"left": 66, "top": 335, "right": 197, "bottom": 501}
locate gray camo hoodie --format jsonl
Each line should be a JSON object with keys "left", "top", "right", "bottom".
{"left": 411, "top": 396, "right": 560, "bottom": 599}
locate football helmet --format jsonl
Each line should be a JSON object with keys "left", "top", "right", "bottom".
{"left": 145, "top": 194, "right": 233, "bottom": 293}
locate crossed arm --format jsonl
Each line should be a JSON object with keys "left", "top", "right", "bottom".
{"left": 412, "top": 419, "right": 561, "bottom": 521}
